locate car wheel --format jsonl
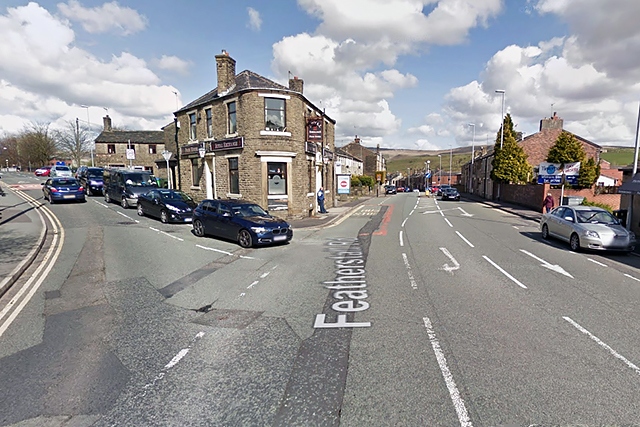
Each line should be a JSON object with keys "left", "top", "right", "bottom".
{"left": 541, "top": 224, "right": 549, "bottom": 239}
{"left": 238, "top": 229, "right": 253, "bottom": 248}
{"left": 137, "top": 204, "right": 144, "bottom": 217}
{"left": 160, "top": 209, "right": 168, "bottom": 224}
{"left": 48, "top": 194, "right": 55, "bottom": 204}
{"left": 121, "top": 197, "right": 129, "bottom": 209}
{"left": 193, "top": 219, "right": 205, "bottom": 237}
{"left": 570, "top": 233, "right": 581, "bottom": 252}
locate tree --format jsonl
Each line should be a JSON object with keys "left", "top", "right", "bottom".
{"left": 17, "top": 122, "right": 57, "bottom": 167}
{"left": 53, "top": 119, "right": 92, "bottom": 167}
{"left": 491, "top": 113, "right": 532, "bottom": 184}
{"left": 547, "top": 131, "right": 597, "bottom": 188}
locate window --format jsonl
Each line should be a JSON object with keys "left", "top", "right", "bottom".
{"left": 191, "top": 158, "right": 202, "bottom": 187}
{"left": 107, "top": 144, "right": 116, "bottom": 154}
{"left": 267, "top": 162, "right": 287, "bottom": 195}
{"left": 227, "top": 101, "right": 237, "bottom": 134}
{"left": 264, "top": 98, "right": 285, "bottom": 131}
{"left": 189, "top": 113, "right": 197, "bottom": 140}
{"left": 149, "top": 144, "right": 157, "bottom": 154}
{"left": 228, "top": 157, "right": 239, "bottom": 194}
{"left": 206, "top": 108, "right": 213, "bottom": 138}
{"left": 308, "top": 161, "right": 313, "bottom": 193}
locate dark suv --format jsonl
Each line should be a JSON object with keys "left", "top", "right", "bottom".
{"left": 77, "top": 167, "right": 104, "bottom": 196}
{"left": 103, "top": 168, "right": 158, "bottom": 208}
{"left": 385, "top": 185, "right": 397, "bottom": 194}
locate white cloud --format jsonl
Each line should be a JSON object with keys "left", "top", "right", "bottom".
{"left": 0, "top": 3, "right": 174, "bottom": 134}
{"left": 247, "top": 7, "right": 262, "bottom": 31}
{"left": 153, "top": 55, "right": 191, "bottom": 75}
{"left": 57, "top": 0, "right": 148, "bottom": 35}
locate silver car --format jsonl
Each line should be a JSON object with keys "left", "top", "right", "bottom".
{"left": 540, "top": 205, "right": 635, "bottom": 253}
{"left": 50, "top": 165, "right": 73, "bottom": 178}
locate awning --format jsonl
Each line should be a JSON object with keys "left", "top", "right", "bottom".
{"left": 618, "top": 172, "right": 640, "bottom": 194}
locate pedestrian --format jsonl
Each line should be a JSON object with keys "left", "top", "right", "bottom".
{"left": 317, "top": 186, "right": 327, "bottom": 214}
{"left": 543, "top": 192, "right": 555, "bottom": 213}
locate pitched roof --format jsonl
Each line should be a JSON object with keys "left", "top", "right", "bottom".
{"left": 95, "top": 130, "right": 165, "bottom": 144}
{"left": 178, "top": 70, "right": 289, "bottom": 113}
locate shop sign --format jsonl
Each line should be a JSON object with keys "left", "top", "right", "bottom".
{"left": 305, "top": 141, "right": 317, "bottom": 155}
{"left": 180, "top": 143, "right": 201, "bottom": 157}
{"left": 209, "top": 137, "right": 244, "bottom": 151}
{"left": 537, "top": 161, "right": 580, "bottom": 185}
{"left": 307, "top": 117, "right": 323, "bottom": 143}
{"left": 322, "top": 148, "right": 333, "bottom": 162}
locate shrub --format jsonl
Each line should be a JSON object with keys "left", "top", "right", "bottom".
{"left": 580, "top": 198, "right": 613, "bottom": 213}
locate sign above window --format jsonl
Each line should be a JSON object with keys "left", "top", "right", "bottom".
{"left": 305, "top": 141, "right": 317, "bottom": 155}
{"left": 307, "top": 117, "right": 323, "bottom": 143}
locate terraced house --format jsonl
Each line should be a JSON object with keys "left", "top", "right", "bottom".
{"left": 172, "top": 50, "right": 336, "bottom": 218}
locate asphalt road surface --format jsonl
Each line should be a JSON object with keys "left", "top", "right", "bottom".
{"left": 2, "top": 171, "right": 640, "bottom": 426}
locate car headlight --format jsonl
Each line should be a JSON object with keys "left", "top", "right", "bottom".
{"left": 584, "top": 230, "right": 600, "bottom": 238}
{"left": 166, "top": 205, "right": 182, "bottom": 213}
{"left": 251, "top": 227, "right": 267, "bottom": 234}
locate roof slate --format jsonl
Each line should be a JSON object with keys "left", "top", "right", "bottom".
{"left": 178, "top": 70, "right": 289, "bottom": 113}
{"left": 95, "top": 130, "right": 165, "bottom": 144}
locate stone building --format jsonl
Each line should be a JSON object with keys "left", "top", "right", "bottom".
{"left": 339, "top": 136, "right": 386, "bottom": 180}
{"left": 171, "top": 50, "right": 335, "bottom": 218}
{"left": 335, "top": 148, "right": 363, "bottom": 176}
{"left": 94, "top": 115, "right": 165, "bottom": 172}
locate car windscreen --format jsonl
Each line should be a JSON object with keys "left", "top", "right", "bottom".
{"left": 87, "top": 170, "right": 103, "bottom": 177}
{"left": 576, "top": 210, "right": 617, "bottom": 224}
{"left": 232, "top": 204, "right": 268, "bottom": 217}
{"left": 124, "top": 173, "right": 156, "bottom": 186}
{"left": 55, "top": 166, "right": 71, "bottom": 171}
{"left": 53, "top": 179, "right": 78, "bottom": 186}
{"left": 159, "top": 190, "right": 192, "bottom": 202}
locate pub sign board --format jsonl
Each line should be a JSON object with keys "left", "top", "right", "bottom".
{"left": 307, "top": 117, "right": 323, "bottom": 143}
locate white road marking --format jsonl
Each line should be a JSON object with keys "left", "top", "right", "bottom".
{"left": 409, "top": 209, "right": 415, "bottom": 216}
{"left": 440, "top": 210, "right": 445, "bottom": 217}
{"left": 587, "top": 258, "right": 608, "bottom": 267}
{"left": 457, "top": 207, "right": 473, "bottom": 217}
{"left": 116, "top": 211, "right": 138, "bottom": 222}
{"left": 624, "top": 273, "right": 640, "bottom": 282}
{"left": 401, "top": 218, "right": 408, "bottom": 227}
{"left": 401, "top": 253, "right": 418, "bottom": 290}
{"left": 444, "top": 218, "right": 453, "bottom": 228}
{"left": 439, "top": 247, "right": 460, "bottom": 273}
{"left": 399, "top": 230, "right": 404, "bottom": 247}
{"left": 563, "top": 316, "right": 640, "bottom": 376}
{"left": 247, "top": 280, "right": 259, "bottom": 289}
{"left": 423, "top": 317, "right": 473, "bottom": 427}
{"left": 149, "top": 227, "right": 184, "bottom": 241}
{"left": 483, "top": 256, "right": 527, "bottom": 289}
{"left": 165, "top": 348, "right": 190, "bottom": 369}
{"left": 260, "top": 272, "right": 270, "bottom": 279}
{"left": 456, "top": 231, "right": 474, "bottom": 248}
{"left": 512, "top": 225, "right": 519, "bottom": 229}
{"left": 93, "top": 200, "right": 110, "bottom": 208}
{"left": 519, "top": 249, "right": 573, "bottom": 278}
{"left": 195, "top": 244, "right": 255, "bottom": 259}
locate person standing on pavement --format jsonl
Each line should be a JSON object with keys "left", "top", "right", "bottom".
{"left": 317, "top": 186, "right": 327, "bottom": 214}
{"left": 543, "top": 192, "right": 555, "bottom": 213}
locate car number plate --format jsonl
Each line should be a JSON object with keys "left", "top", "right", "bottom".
{"left": 63, "top": 195, "right": 75, "bottom": 199}
{"left": 184, "top": 218, "right": 192, "bottom": 222}
{"left": 273, "top": 235, "right": 287, "bottom": 241}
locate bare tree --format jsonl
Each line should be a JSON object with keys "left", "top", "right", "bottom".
{"left": 53, "top": 119, "right": 92, "bottom": 167}
{"left": 17, "top": 122, "right": 58, "bottom": 167}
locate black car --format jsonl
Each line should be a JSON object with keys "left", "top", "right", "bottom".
{"left": 192, "top": 199, "right": 293, "bottom": 248}
{"left": 136, "top": 189, "right": 197, "bottom": 223}
{"left": 441, "top": 187, "right": 460, "bottom": 201}
{"left": 384, "top": 185, "right": 397, "bottom": 194}
{"left": 77, "top": 167, "right": 104, "bottom": 196}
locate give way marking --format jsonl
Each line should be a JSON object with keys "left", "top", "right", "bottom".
{"left": 520, "top": 249, "right": 574, "bottom": 278}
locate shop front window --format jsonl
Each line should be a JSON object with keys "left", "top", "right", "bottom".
{"left": 228, "top": 157, "right": 239, "bottom": 194}
{"left": 267, "top": 162, "right": 287, "bottom": 195}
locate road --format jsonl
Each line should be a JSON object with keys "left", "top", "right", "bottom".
{"left": 2, "top": 171, "right": 640, "bottom": 426}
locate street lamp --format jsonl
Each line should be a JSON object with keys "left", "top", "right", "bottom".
{"left": 438, "top": 154, "right": 442, "bottom": 183}
{"left": 425, "top": 160, "right": 430, "bottom": 190}
{"left": 449, "top": 146, "right": 452, "bottom": 185}
{"left": 162, "top": 150, "right": 173, "bottom": 189}
{"left": 80, "top": 105, "right": 95, "bottom": 167}
{"left": 495, "top": 90, "right": 505, "bottom": 148}
{"left": 468, "top": 123, "right": 476, "bottom": 164}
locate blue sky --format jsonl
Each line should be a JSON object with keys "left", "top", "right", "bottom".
{"left": 1, "top": 0, "right": 640, "bottom": 151}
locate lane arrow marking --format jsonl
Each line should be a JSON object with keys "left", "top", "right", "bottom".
{"left": 457, "top": 207, "right": 474, "bottom": 217}
{"left": 439, "top": 247, "right": 460, "bottom": 273}
{"left": 520, "top": 249, "right": 574, "bottom": 278}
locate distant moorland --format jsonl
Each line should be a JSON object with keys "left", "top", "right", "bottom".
{"left": 380, "top": 146, "right": 636, "bottom": 175}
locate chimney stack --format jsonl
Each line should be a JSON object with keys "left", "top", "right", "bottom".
{"left": 103, "top": 115, "right": 112, "bottom": 132}
{"left": 289, "top": 76, "right": 304, "bottom": 93}
{"left": 354, "top": 135, "right": 360, "bottom": 145}
{"left": 539, "top": 112, "right": 563, "bottom": 131}
{"left": 215, "top": 50, "right": 236, "bottom": 94}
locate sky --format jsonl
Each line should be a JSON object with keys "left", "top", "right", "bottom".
{"left": 2, "top": 0, "right": 640, "bottom": 151}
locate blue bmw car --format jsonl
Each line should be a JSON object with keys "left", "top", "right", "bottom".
{"left": 137, "top": 189, "right": 197, "bottom": 223}
{"left": 42, "top": 177, "right": 86, "bottom": 203}
{"left": 192, "top": 199, "right": 293, "bottom": 248}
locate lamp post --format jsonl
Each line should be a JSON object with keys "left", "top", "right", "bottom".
{"left": 495, "top": 90, "right": 505, "bottom": 148}
{"left": 174, "top": 118, "right": 181, "bottom": 190}
{"left": 468, "top": 123, "right": 476, "bottom": 193}
{"left": 80, "top": 105, "right": 94, "bottom": 166}
{"left": 162, "top": 150, "right": 172, "bottom": 189}
{"left": 425, "top": 160, "right": 430, "bottom": 191}
{"left": 438, "top": 154, "right": 442, "bottom": 183}
{"left": 449, "top": 146, "right": 452, "bottom": 185}
{"left": 407, "top": 167, "right": 410, "bottom": 190}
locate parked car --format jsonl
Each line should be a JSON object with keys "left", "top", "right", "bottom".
{"left": 103, "top": 168, "right": 158, "bottom": 208}
{"left": 441, "top": 187, "right": 460, "bottom": 201}
{"left": 77, "top": 167, "right": 104, "bottom": 196}
{"left": 50, "top": 165, "right": 73, "bottom": 178}
{"left": 396, "top": 186, "right": 404, "bottom": 192}
{"left": 384, "top": 185, "right": 397, "bottom": 194}
{"left": 540, "top": 205, "right": 635, "bottom": 253}
{"left": 436, "top": 184, "right": 451, "bottom": 195}
{"left": 34, "top": 166, "right": 51, "bottom": 177}
{"left": 75, "top": 165, "right": 88, "bottom": 179}
{"left": 42, "top": 177, "right": 86, "bottom": 203}
{"left": 192, "top": 199, "right": 293, "bottom": 248}
{"left": 137, "top": 189, "right": 197, "bottom": 223}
